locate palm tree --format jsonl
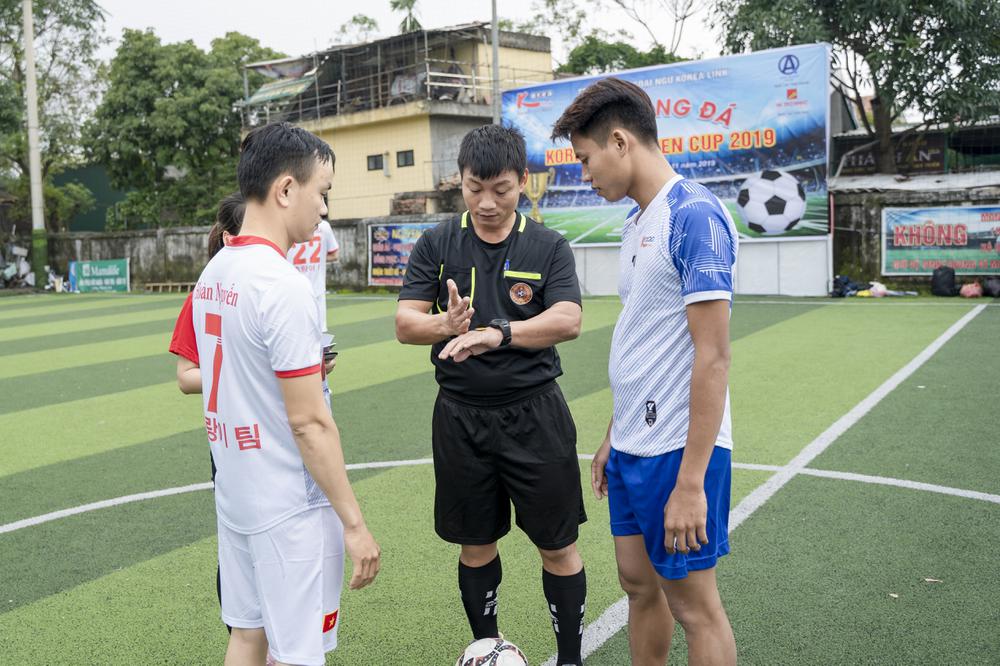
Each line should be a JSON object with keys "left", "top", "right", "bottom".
{"left": 389, "top": 0, "right": 422, "bottom": 33}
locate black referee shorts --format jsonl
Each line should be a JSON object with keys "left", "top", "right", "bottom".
{"left": 432, "top": 382, "right": 587, "bottom": 550}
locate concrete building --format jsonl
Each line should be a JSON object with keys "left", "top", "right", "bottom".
{"left": 239, "top": 23, "right": 552, "bottom": 218}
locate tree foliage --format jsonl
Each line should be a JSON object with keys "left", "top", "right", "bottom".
{"left": 334, "top": 14, "right": 380, "bottom": 45}
{"left": 0, "top": 0, "right": 105, "bottom": 230}
{"left": 85, "top": 30, "right": 283, "bottom": 228}
{"left": 389, "top": 0, "right": 422, "bottom": 34}
{"left": 561, "top": 36, "right": 685, "bottom": 75}
{"left": 714, "top": 0, "right": 1000, "bottom": 173}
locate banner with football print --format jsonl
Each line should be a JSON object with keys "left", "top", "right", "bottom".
{"left": 368, "top": 222, "right": 437, "bottom": 286}
{"left": 881, "top": 205, "right": 1000, "bottom": 276}
{"left": 502, "top": 43, "right": 831, "bottom": 245}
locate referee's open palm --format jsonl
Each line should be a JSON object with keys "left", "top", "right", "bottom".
{"left": 445, "top": 279, "right": 474, "bottom": 335}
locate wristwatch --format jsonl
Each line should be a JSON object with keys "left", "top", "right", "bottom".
{"left": 487, "top": 318, "right": 512, "bottom": 347}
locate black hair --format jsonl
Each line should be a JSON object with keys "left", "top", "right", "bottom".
{"left": 207, "top": 192, "right": 245, "bottom": 258}
{"left": 457, "top": 124, "right": 527, "bottom": 180}
{"left": 237, "top": 122, "right": 335, "bottom": 202}
{"left": 550, "top": 77, "right": 658, "bottom": 147}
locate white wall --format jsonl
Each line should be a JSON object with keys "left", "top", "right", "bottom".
{"left": 572, "top": 237, "right": 832, "bottom": 297}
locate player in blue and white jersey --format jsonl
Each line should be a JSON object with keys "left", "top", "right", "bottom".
{"left": 552, "top": 78, "right": 738, "bottom": 665}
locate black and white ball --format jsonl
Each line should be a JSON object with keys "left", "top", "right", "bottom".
{"left": 455, "top": 637, "right": 528, "bottom": 666}
{"left": 736, "top": 170, "right": 807, "bottom": 235}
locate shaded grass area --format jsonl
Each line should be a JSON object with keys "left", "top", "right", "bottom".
{"left": 812, "top": 306, "right": 1000, "bottom": 495}
{"left": 0, "top": 296, "right": 185, "bottom": 330}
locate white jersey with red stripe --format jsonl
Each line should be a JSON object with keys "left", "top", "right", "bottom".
{"left": 193, "top": 235, "right": 329, "bottom": 535}
{"left": 287, "top": 220, "right": 338, "bottom": 331}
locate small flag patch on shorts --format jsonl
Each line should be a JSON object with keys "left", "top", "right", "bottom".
{"left": 322, "top": 609, "right": 339, "bottom": 633}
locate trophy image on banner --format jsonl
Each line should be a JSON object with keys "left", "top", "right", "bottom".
{"left": 523, "top": 168, "right": 555, "bottom": 224}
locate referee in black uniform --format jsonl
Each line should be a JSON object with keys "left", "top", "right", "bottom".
{"left": 396, "top": 125, "right": 587, "bottom": 666}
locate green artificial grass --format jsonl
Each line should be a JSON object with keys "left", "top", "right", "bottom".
{"left": 1, "top": 293, "right": 995, "bottom": 665}
{"left": 812, "top": 306, "right": 1000, "bottom": 495}
{"left": 728, "top": 304, "right": 975, "bottom": 466}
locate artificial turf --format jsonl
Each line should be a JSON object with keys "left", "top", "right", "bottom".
{"left": 0, "top": 294, "right": 995, "bottom": 664}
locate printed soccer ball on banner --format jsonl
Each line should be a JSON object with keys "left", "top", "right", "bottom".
{"left": 455, "top": 637, "right": 529, "bottom": 666}
{"left": 736, "top": 169, "right": 807, "bottom": 235}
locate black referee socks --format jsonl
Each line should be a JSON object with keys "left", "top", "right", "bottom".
{"left": 458, "top": 555, "right": 502, "bottom": 639}
{"left": 543, "top": 567, "right": 587, "bottom": 666}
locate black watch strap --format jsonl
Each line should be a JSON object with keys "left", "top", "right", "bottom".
{"left": 488, "top": 318, "right": 512, "bottom": 347}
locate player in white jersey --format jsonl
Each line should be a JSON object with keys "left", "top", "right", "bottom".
{"left": 192, "top": 122, "right": 380, "bottom": 666}
{"left": 553, "top": 78, "right": 737, "bottom": 665}
{"left": 287, "top": 218, "right": 339, "bottom": 331}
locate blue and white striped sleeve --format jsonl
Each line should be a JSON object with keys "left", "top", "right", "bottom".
{"left": 668, "top": 204, "right": 736, "bottom": 305}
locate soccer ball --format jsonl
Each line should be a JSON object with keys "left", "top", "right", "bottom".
{"left": 455, "top": 637, "right": 528, "bottom": 666}
{"left": 736, "top": 169, "right": 807, "bottom": 235}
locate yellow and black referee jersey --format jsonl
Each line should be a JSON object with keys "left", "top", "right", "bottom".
{"left": 399, "top": 209, "right": 582, "bottom": 399}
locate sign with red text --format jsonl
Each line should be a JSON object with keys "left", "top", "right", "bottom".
{"left": 503, "top": 44, "right": 831, "bottom": 243}
{"left": 882, "top": 205, "right": 1000, "bottom": 275}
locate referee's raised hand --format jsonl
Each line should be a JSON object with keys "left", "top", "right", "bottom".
{"left": 445, "top": 278, "right": 474, "bottom": 335}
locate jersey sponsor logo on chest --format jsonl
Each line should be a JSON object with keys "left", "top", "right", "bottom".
{"left": 640, "top": 235, "right": 656, "bottom": 248}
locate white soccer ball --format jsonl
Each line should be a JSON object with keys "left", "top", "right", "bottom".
{"left": 455, "top": 637, "right": 528, "bottom": 666}
{"left": 736, "top": 169, "right": 807, "bottom": 235}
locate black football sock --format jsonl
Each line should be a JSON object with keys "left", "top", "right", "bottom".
{"left": 543, "top": 567, "right": 587, "bottom": 666}
{"left": 458, "top": 555, "right": 502, "bottom": 639}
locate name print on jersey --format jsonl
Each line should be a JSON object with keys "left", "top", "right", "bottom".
{"left": 193, "top": 281, "right": 241, "bottom": 308}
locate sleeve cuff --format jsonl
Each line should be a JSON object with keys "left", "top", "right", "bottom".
{"left": 275, "top": 363, "right": 322, "bottom": 378}
{"left": 683, "top": 290, "right": 733, "bottom": 305}
{"left": 169, "top": 344, "right": 199, "bottom": 364}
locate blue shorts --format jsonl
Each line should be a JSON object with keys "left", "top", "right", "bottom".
{"left": 606, "top": 445, "right": 731, "bottom": 580}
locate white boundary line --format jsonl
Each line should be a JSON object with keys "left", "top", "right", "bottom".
{"left": 0, "top": 458, "right": 432, "bottom": 536}
{"left": 3, "top": 456, "right": 995, "bottom": 538}
{"left": 555, "top": 302, "right": 988, "bottom": 665}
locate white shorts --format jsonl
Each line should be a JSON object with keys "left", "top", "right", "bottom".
{"left": 218, "top": 506, "right": 344, "bottom": 666}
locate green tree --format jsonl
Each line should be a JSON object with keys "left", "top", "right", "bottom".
{"left": 560, "top": 36, "right": 685, "bottom": 74}
{"left": 714, "top": 0, "right": 1000, "bottom": 173}
{"left": 389, "top": 0, "right": 422, "bottom": 34}
{"left": 85, "top": 30, "right": 283, "bottom": 228}
{"left": 0, "top": 0, "right": 105, "bottom": 230}
{"left": 334, "top": 14, "right": 379, "bottom": 44}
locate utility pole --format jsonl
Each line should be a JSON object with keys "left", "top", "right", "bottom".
{"left": 491, "top": 0, "right": 500, "bottom": 124}
{"left": 22, "top": 0, "right": 46, "bottom": 283}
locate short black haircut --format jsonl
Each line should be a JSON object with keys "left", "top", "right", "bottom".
{"left": 457, "top": 124, "right": 527, "bottom": 180}
{"left": 237, "top": 122, "right": 335, "bottom": 202}
{"left": 551, "top": 77, "right": 658, "bottom": 147}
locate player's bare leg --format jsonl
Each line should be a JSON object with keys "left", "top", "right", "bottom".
{"left": 538, "top": 542, "right": 582, "bottom": 575}
{"left": 460, "top": 542, "right": 498, "bottom": 567}
{"left": 224, "top": 627, "right": 267, "bottom": 665}
{"left": 660, "top": 567, "right": 735, "bottom": 666}
{"left": 614, "top": 535, "right": 674, "bottom": 665}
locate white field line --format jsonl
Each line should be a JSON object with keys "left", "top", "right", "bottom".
{"left": 798, "top": 468, "right": 1000, "bottom": 504}
{"left": 0, "top": 458, "right": 432, "bottom": 535}
{"left": 544, "top": 302, "right": 987, "bottom": 666}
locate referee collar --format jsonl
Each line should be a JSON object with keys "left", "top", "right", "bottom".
{"left": 460, "top": 210, "right": 528, "bottom": 233}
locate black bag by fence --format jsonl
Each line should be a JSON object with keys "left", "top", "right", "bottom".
{"left": 931, "top": 266, "right": 960, "bottom": 296}
{"left": 983, "top": 276, "right": 1000, "bottom": 298}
